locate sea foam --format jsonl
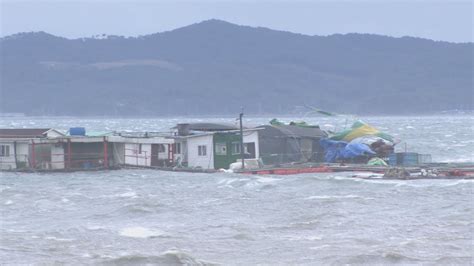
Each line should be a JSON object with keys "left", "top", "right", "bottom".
{"left": 119, "top": 226, "right": 164, "bottom": 238}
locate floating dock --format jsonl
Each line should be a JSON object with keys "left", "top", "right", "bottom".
{"left": 236, "top": 163, "right": 474, "bottom": 179}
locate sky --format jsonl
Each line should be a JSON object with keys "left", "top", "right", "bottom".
{"left": 1, "top": 0, "right": 472, "bottom": 43}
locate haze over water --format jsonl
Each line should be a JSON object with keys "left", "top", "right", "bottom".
{"left": 1, "top": 115, "right": 473, "bottom": 264}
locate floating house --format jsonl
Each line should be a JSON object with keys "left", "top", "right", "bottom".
{"left": 0, "top": 128, "right": 65, "bottom": 170}
{"left": 170, "top": 123, "right": 260, "bottom": 169}
{"left": 0, "top": 128, "right": 125, "bottom": 170}
{"left": 118, "top": 132, "right": 175, "bottom": 167}
{"left": 257, "top": 125, "right": 328, "bottom": 165}
{"left": 57, "top": 129, "right": 175, "bottom": 169}
{"left": 1, "top": 123, "right": 328, "bottom": 171}
{"left": 0, "top": 127, "right": 185, "bottom": 170}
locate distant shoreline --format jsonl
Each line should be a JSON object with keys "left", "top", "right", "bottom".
{"left": 1, "top": 112, "right": 473, "bottom": 120}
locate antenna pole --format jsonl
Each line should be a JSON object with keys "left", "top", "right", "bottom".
{"left": 239, "top": 109, "right": 245, "bottom": 169}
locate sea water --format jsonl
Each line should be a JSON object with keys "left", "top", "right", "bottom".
{"left": 1, "top": 115, "right": 473, "bottom": 264}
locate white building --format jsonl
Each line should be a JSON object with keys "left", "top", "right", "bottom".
{"left": 117, "top": 135, "right": 175, "bottom": 167}
{"left": 0, "top": 128, "right": 64, "bottom": 170}
{"left": 171, "top": 123, "right": 260, "bottom": 170}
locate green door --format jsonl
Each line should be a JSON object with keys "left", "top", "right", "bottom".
{"left": 213, "top": 133, "right": 241, "bottom": 169}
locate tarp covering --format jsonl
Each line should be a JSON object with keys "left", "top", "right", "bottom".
{"left": 340, "top": 142, "right": 376, "bottom": 159}
{"left": 320, "top": 139, "right": 376, "bottom": 163}
{"left": 368, "top": 157, "right": 388, "bottom": 166}
{"left": 350, "top": 136, "right": 391, "bottom": 146}
{"left": 330, "top": 120, "right": 394, "bottom": 142}
{"left": 320, "top": 139, "right": 347, "bottom": 163}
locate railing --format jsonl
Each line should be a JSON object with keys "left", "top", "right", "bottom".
{"left": 0, "top": 141, "right": 176, "bottom": 171}
{"left": 124, "top": 147, "right": 174, "bottom": 167}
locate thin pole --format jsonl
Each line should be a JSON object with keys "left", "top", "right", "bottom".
{"left": 67, "top": 139, "right": 72, "bottom": 169}
{"left": 31, "top": 140, "right": 36, "bottom": 169}
{"left": 103, "top": 137, "right": 109, "bottom": 169}
{"left": 13, "top": 141, "right": 18, "bottom": 169}
{"left": 144, "top": 151, "right": 148, "bottom": 166}
{"left": 168, "top": 144, "right": 174, "bottom": 163}
{"left": 239, "top": 111, "right": 245, "bottom": 169}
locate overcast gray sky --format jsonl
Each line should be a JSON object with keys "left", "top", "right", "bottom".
{"left": 1, "top": 0, "right": 472, "bottom": 43}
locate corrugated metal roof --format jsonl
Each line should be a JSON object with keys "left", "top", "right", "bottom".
{"left": 172, "top": 123, "right": 239, "bottom": 131}
{"left": 85, "top": 131, "right": 113, "bottom": 137}
{"left": 0, "top": 128, "right": 51, "bottom": 138}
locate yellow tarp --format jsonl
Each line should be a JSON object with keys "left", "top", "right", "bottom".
{"left": 342, "top": 124, "right": 380, "bottom": 142}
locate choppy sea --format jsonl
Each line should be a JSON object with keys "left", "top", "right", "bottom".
{"left": 1, "top": 115, "right": 473, "bottom": 265}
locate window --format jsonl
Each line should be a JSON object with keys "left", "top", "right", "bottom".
{"left": 232, "top": 142, "right": 241, "bottom": 154}
{"left": 157, "top": 144, "right": 165, "bottom": 153}
{"left": 138, "top": 144, "right": 142, "bottom": 154}
{"left": 198, "top": 145, "right": 207, "bottom": 156}
{"left": 0, "top": 145, "right": 10, "bottom": 157}
{"left": 173, "top": 143, "right": 181, "bottom": 154}
{"left": 232, "top": 143, "right": 253, "bottom": 155}
{"left": 215, "top": 143, "right": 227, "bottom": 155}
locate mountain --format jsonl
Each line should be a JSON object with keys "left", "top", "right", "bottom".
{"left": 1, "top": 19, "right": 472, "bottom": 116}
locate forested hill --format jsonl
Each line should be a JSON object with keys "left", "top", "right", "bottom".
{"left": 1, "top": 19, "right": 472, "bottom": 116}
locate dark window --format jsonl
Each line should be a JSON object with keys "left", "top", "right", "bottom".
{"left": 232, "top": 142, "right": 241, "bottom": 154}
{"left": 138, "top": 144, "right": 142, "bottom": 154}
{"left": 215, "top": 143, "right": 227, "bottom": 155}
{"left": 198, "top": 145, "right": 207, "bottom": 156}
{"left": 0, "top": 145, "right": 10, "bottom": 157}
{"left": 173, "top": 143, "right": 181, "bottom": 154}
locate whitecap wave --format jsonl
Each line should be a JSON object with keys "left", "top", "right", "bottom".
{"left": 118, "top": 191, "right": 138, "bottom": 198}
{"left": 395, "top": 179, "right": 474, "bottom": 188}
{"left": 119, "top": 226, "right": 165, "bottom": 238}
{"left": 305, "top": 194, "right": 372, "bottom": 200}
{"left": 44, "top": 236, "right": 74, "bottom": 242}
{"left": 103, "top": 249, "right": 218, "bottom": 265}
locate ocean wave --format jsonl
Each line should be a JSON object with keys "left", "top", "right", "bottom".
{"left": 44, "top": 236, "right": 75, "bottom": 242}
{"left": 285, "top": 235, "right": 323, "bottom": 241}
{"left": 309, "top": 244, "right": 332, "bottom": 250}
{"left": 217, "top": 176, "right": 282, "bottom": 189}
{"left": 438, "top": 157, "right": 474, "bottom": 163}
{"left": 394, "top": 179, "right": 474, "bottom": 188}
{"left": 118, "top": 226, "right": 165, "bottom": 239}
{"left": 116, "top": 201, "right": 164, "bottom": 214}
{"left": 102, "top": 249, "right": 218, "bottom": 265}
{"left": 305, "top": 194, "right": 373, "bottom": 200}
{"left": 98, "top": 191, "right": 139, "bottom": 199}
{"left": 325, "top": 252, "right": 423, "bottom": 265}
{"left": 286, "top": 219, "right": 321, "bottom": 229}
{"left": 0, "top": 185, "right": 12, "bottom": 193}
{"left": 217, "top": 177, "right": 249, "bottom": 187}
{"left": 231, "top": 233, "right": 255, "bottom": 241}
{"left": 432, "top": 256, "right": 473, "bottom": 265}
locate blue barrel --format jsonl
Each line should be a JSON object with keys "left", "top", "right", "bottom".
{"left": 402, "top": 152, "right": 419, "bottom": 166}
{"left": 388, "top": 152, "right": 420, "bottom": 166}
{"left": 83, "top": 162, "right": 92, "bottom": 169}
{"left": 388, "top": 153, "right": 398, "bottom": 166}
{"left": 70, "top": 127, "right": 86, "bottom": 136}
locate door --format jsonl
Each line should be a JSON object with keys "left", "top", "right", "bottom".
{"left": 300, "top": 139, "right": 313, "bottom": 162}
{"left": 151, "top": 144, "right": 159, "bottom": 166}
{"left": 245, "top": 142, "right": 256, "bottom": 158}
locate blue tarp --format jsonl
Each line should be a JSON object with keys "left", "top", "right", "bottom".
{"left": 341, "top": 142, "right": 376, "bottom": 159}
{"left": 320, "top": 139, "right": 376, "bottom": 163}
{"left": 320, "top": 139, "right": 347, "bottom": 163}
